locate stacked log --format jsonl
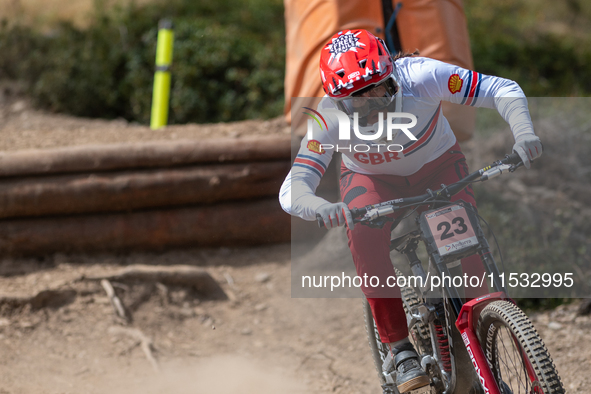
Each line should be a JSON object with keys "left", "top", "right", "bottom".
{"left": 0, "top": 199, "right": 291, "bottom": 255}
{"left": 0, "top": 136, "right": 293, "bottom": 176}
{"left": 0, "top": 136, "right": 302, "bottom": 256}
{"left": 0, "top": 162, "right": 290, "bottom": 218}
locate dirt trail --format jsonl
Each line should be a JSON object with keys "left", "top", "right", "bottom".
{"left": 0, "top": 245, "right": 377, "bottom": 393}
{"left": 0, "top": 83, "right": 289, "bottom": 152}
{"left": 0, "top": 245, "right": 589, "bottom": 393}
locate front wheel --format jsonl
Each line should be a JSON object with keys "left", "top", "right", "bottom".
{"left": 476, "top": 301, "right": 565, "bottom": 394}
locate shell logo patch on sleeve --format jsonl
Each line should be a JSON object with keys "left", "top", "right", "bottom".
{"left": 448, "top": 74, "right": 463, "bottom": 94}
{"left": 307, "top": 140, "right": 326, "bottom": 155}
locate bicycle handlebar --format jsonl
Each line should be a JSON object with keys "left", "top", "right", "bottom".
{"left": 316, "top": 153, "right": 524, "bottom": 228}
{"left": 501, "top": 152, "right": 522, "bottom": 165}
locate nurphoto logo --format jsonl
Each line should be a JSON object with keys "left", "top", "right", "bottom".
{"left": 304, "top": 108, "right": 418, "bottom": 154}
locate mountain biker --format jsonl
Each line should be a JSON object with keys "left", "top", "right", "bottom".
{"left": 279, "top": 29, "right": 542, "bottom": 394}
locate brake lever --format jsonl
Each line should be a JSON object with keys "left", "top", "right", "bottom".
{"left": 362, "top": 217, "right": 392, "bottom": 229}
{"left": 509, "top": 161, "right": 524, "bottom": 172}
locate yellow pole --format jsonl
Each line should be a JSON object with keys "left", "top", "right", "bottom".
{"left": 150, "top": 19, "right": 174, "bottom": 130}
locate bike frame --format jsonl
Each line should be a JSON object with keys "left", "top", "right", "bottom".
{"left": 353, "top": 154, "right": 530, "bottom": 394}
{"left": 398, "top": 228, "right": 512, "bottom": 394}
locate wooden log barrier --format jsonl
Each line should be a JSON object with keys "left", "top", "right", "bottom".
{"left": 0, "top": 161, "right": 290, "bottom": 219}
{"left": 0, "top": 135, "right": 291, "bottom": 177}
{"left": 0, "top": 198, "right": 290, "bottom": 256}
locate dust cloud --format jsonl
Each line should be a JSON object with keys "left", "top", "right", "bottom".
{"left": 109, "top": 356, "right": 308, "bottom": 394}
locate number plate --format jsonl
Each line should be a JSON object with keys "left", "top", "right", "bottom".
{"left": 424, "top": 204, "right": 478, "bottom": 256}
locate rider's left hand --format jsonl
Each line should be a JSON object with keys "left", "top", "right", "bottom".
{"left": 316, "top": 202, "right": 355, "bottom": 230}
{"left": 513, "top": 135, "right": 543, "bottom": 169}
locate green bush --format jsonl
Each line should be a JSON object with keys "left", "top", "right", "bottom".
{"left": 125, "top": 19, "right": 285, "bottom": 124}
{"left": 0, "top": 0, "right": 285, "bottom": 124}
{"left": 1, "top": 0, "right": 591, "bottom": 124}
{"left": 464, "top": 0, "right": 591, "bottom": 96}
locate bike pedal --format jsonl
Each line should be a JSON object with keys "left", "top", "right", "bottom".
{"left": 407, "top": 385, "right": 434, "bottom": 394}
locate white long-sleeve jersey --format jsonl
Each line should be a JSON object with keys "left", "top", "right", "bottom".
{"left": 279, "top": 57, "right": 535, "bottom": 221}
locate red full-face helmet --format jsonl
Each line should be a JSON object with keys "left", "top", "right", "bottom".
{"left": 319, "top": 29, "right": 401, "bottom": 117}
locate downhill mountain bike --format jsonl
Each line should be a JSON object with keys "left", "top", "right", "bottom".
{"left": 319, "top": 153, "right": 565, "bottom": 394}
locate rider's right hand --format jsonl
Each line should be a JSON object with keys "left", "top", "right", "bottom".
{"left": 316, "top": 202, "right": 355, "bottom": 230}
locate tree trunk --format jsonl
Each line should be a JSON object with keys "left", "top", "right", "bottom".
{"left": 0, "top": 198, "right": 290, "bottom": 256}
{"left": 0, "top": 161, "right": 290, "bottom": 218}
{"left": 0, "top": 136, "right": 291, "bottom": 177}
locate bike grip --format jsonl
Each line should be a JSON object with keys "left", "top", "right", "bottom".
{"left": 503, "top": 152, "right": 522, "bottom": 165}
{"left": 350, "top": 207, "right": 367, "bottom": 223}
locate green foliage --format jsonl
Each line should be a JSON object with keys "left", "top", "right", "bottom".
{"left": 0, "top": 0, "right": 285, "bottom": 123}
{"left": 127, "top": 19, "right": 285, "bottom": 124}
{"left": 464, "top": 0, "right": 591, "bottom": 96}
{"left": 2, "top": 0, "right": 591, "bottom": 123}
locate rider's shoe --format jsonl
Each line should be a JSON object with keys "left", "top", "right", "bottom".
{"left": 394, "top": 349, "right": 431, "bottom": 393}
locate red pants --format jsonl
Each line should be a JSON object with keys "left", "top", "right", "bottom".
{"left": 340, "top": 142, "right": 487, "bottom": 343}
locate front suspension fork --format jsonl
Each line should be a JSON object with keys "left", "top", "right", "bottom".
{"left": 455, "top": 292, "right": 510, "bottom": 394}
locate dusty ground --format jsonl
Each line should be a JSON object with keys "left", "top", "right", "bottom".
{"left": 0, "top": 245, "right": 379, "bottom": 394}
{"left": 0, "top": 86, "right": 589, "bottom": 393}
{"left": 0, "top": 0, "right": 154, "bottom": 29}
{"left": 0, "top": 81, "right": 290, "bottom": 151}
{"left": 0, "top": 245, "right": 589, "bottom": 394}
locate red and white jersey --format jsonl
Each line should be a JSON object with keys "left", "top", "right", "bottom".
{"left": 280, "top": 57, "right": 535, "bottom": 221}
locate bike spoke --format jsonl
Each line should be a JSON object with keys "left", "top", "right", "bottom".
{"left": 500, "top": 329, "right": 524, "bottom": 392}
{"left": 495, "top": 326, "right": 532, "bottom": 393}
{"left": 498, "top": 332, "right": 519, "bottom": 392}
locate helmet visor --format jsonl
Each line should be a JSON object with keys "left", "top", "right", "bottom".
{"left": 334, "top": 77, "right": 399, "bottom": 117}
